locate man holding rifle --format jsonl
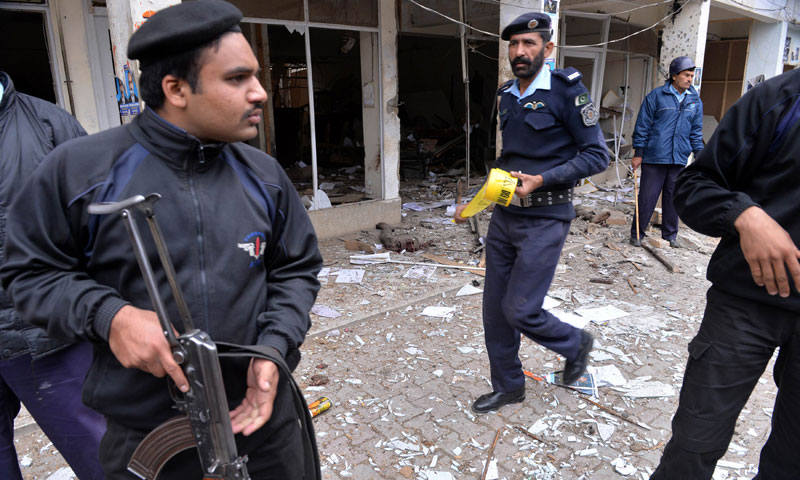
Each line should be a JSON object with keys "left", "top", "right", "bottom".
{"left": 1, "top": 0, "right": 322, "bottom": 477}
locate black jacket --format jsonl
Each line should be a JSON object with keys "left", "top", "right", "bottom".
{"left": 0, "top": 71, "right": 86, "bottom": 360}
{"left": 674, "top": 68, "right": 800, "bottom": 312}
{"left": 1, "top": 107, "right": 322, "bottom": 428}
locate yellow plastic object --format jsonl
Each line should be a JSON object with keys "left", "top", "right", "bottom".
{"left": 458, "top": 168, "right": 517, "bottom": 218}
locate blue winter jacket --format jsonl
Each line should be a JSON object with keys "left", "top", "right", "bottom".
{"left": 632, "top": 81, "right": 704, "bottom": 165}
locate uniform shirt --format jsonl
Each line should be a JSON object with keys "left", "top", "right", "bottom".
{"left": 508, "top": 66, "right": 551, "bottom": 102}
{"left": 668, "top": 83, "right": 688, "bottom": 104}
{"left": 495, "top": 67, "right": 609, "bottom": 220}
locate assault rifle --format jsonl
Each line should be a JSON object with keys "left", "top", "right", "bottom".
{"left": 89, "top": 194, "right": 249, "bottom": 479}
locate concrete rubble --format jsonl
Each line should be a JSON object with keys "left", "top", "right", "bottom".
{"left": 15, "top": 173, "right": 776, "bottom": 480}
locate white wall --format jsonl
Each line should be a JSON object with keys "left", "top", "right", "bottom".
{"left": 785, "top": 25, "right": 800, "bottom": 66}
{"left": 744, "top": 19, "right": 787, "bottom": 88}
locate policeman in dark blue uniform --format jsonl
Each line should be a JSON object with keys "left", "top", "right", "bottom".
{"left": 455, "top": 12, "right": 609, "bottom": 413}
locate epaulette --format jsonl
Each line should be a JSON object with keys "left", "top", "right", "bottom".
{"left": 552, "top": 67, "right": 582, "bottom": 85}
{"left": 497, "top": 79, "right": 515, "bottom": 95}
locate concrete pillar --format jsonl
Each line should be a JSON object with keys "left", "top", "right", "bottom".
{"left": 744, "top": 20, "right": 787, "bottom": 89}
{"left": 658, "top": 0, "right": 710, "bottom": 87}
{"left": 379, "top": 0, "right": 400, "bottom": 200}
{"left": 107, "top": 0, "right": 177, "bottom": 122}
{"left": 497, "top": 0, "right": 547, "bottom": 157}
{"left": 360, "top": 31, "right": 381, "bottom": 200}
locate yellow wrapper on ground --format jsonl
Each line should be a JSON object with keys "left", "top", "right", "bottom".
{"left": 458, "top": 168, "right": 517, "bottom": 218}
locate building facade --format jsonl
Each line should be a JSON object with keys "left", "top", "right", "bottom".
{"left": 1, "top": 0, "right": 797, "bottom": 238}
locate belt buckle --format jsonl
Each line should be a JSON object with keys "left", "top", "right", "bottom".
{"left": 519, "top": 195, "right": 532, "bottom": 207}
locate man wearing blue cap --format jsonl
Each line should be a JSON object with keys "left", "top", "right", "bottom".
{"left": 1, "top": 0, "right": 322, "bottom": 478}
{"left": 630, "top": 56, "right": 704, "bottom": 248}
{"left": 455, "top": 12, "right": 608, "bottom": 413}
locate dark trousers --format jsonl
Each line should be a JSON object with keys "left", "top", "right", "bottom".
{"left": 0, "top": 342, "right": 106, "bottom": 480}
{"left": 632, "top": 163, "right": 684, "bottom": 241}
{"left": 483, "top": 207, "right": 583, "bottom": 393}
{"left": 651, "top": 287, "right": 800, "bottom": 479}
{"left": 99, "top": 372, "right": 304, "bottom": 479}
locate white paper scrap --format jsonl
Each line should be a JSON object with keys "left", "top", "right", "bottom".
{"left": 575, "top": 305, "right": 630, "bottom": 323}
{"left": 551, "top": 309, "right": 592, "bottom": 329}
{"left": 456, "top": 284, "right": 483, "bottom": 296}
{"left": 311, "top": 304, "right": 342, "bottom": 318}
{"left": 588, "top": 365, "right": 628, "bottom": 387}
{"left": 422, "top": 306, "right": 456, "bottom": 318}
{"left": 543, "top": 295, "right": 562, "bottom": 310}
{"left": 403, "top": 265, "right": 437, "bottom": 279}
{"left": 335, "top": 269, "right": 365, "bottom": 284}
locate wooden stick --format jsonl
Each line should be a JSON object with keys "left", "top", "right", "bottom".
{"left": 627, "top": 277, "right": 638, "bottom": 294}
{"left": 641, "top": 243, "right": 679, "bottom": 273}
{"left": 583, "top": 397, "right": 652, "bottom": 430}
{"left": 481, "top": 427, "right": 503, "bottom": 480}
{"left": 633, "top": 167, "right": 640, "bottom": 241}
{"left": 514, "top": 425, "right": 549, "bottom": 445}
{"left": 422, "top": 253, "right": 486, "bottom": 276}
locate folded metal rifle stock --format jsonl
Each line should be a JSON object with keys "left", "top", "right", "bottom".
{"left": 89, "top": 194, "right": 248, "bottom": 480}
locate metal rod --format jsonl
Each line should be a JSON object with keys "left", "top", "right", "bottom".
{"left": 117, "top": 209, "right": 179, "bottom": 349}
{"left": 140, "top": 207, "right": 194, "bottom": 332}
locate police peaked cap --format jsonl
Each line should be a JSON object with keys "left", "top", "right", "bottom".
{"left": 501, "top": 12, "right": 552, "bottom": 41}
{"left": 127, "top": 0, "right": 243, "bottom": 66}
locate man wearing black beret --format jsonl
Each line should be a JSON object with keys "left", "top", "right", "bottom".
{"left": 1, "top": 0, "right": 323, "bottom": 478}
{"left": 455, "top": 12, "right": 608, "bottom": 413}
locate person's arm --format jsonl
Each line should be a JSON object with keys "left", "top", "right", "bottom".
{"left": 532, "top": 85, "right": 609, "bottom": 191}
{"left": 631, "top": 92, "right": 656, "bottom": 162}
{"left": 689, "top": 98, "right": 704, "bottom": 156}
{"left": 674, "top": 76, "right": 800, "bottom": 296}
{"left": 0, "top": 149, "right": 129, "bottom": 344}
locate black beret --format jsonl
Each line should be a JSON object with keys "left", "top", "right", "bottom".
{"left": 501, "top": 13, "right": 551, "bottom": 41}
{"left": 128, "top": 0, "right": 243, "bottom": 66}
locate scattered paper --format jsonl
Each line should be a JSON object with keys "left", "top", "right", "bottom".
{"left": 403, "top": 265, "right": 437, "bottom": 279}
{"left": 456, "top": 284, "right": 483, "bottom": 296}
{"left": 335, "top": 269, "right": 365, "bottom": 284}
{"left": 543, "top": 295, "right": 561, "bottom": 310}
{"left": 575, "top": 305, "right": 629, "bottom": 323}
{"left": 546, "top": 371, "right": 598, "bottom": 396}
{"left": 553, "top": 309, "right": 592, "bottom": 329}
{"left": 421, "top": 306, "right": 456, "bottom": 318}
{"left": 311, "top": 304, "right": 342, "bottom": 318}
{"left": 617, "top": 378, "right": 676, "bottom": 397}
{"left": 588, "top": 365, "right": 628, "bottom": 387}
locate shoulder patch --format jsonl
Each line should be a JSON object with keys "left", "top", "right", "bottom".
{"left": 580, "top": 103, "right": 599, "bottom": 126}
{"left": 575, "top": 92, "right": 590, "bottom": 107}
{"left": 552, "top": 67, "right": 582, "bottom": 85}
{"left": 498, "top": 79, "right": 515, "bottom": 94}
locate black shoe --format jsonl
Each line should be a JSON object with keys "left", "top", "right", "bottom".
{"left": 563, "top": 331, "right": 594, "bottom": 385}
{"left": 668, "top": 238, "right": 681, "bottom": 248}
{"left": 471, "top": 387, "right": 525, "bottom": 413}
{"left": 629, "top": 236, "right": 642, "bottom": 247}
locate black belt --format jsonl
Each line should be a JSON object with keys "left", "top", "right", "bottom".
{"left": 509, "top": 188, "right": 573, "bottom": 207}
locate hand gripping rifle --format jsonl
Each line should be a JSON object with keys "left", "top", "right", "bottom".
{"left": 88, "top": 194, "right": 320, "bottom": 480}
